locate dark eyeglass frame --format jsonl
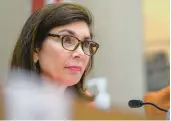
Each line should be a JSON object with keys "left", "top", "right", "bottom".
{"left": 47, "top": 33, "right": 99, "bottom": 56}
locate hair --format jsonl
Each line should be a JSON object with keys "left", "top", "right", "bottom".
{"left": 10, "top": 3, "right": 94, "bottom": 101}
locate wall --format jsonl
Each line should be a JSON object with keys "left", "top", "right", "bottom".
{"left": 0, "top": 0, "right": 31, "bottom": 82}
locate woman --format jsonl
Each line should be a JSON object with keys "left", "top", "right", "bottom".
{"left": 10, "top": 3, "right": 99, "bottom": 103}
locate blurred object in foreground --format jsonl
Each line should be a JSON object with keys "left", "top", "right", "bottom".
{"left": 3, "top": 68, "right": 72, "bottom": 120}
{"left": 143, "top": 85, "right": 170, "bottom": 119}
{"left": 86, "top": 77, "right": 111, "bottom": 110}
{"left": 0, "top": 68, "right": 145, "bottom": 120}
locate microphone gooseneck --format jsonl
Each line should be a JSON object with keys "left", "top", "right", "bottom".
{"left": 143, "top": 102, "right": 168, "bottom": 112}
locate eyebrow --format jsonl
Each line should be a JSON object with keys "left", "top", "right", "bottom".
{"left": 58, "top": 29, "right": 75, "bottom": 35}
{"left": 57, "top": 29, "right": 92, "bottom": 40}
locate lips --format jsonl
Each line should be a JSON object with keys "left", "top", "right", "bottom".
{"left": 65, "top": 66, "right": 82, "bottom": 72}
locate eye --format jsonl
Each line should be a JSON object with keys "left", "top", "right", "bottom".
{"left": 62, "top": 35, "right": 78, "bottom": 50}
{"left": 63, "top": 36, "right": 74, "bottom": 44}
{"left": 84, "top": 41, "right": 90, "bottom": 48}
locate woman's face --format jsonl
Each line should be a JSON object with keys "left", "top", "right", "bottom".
{"left": 35, "top": 21, "right": 91, "bottom": 86}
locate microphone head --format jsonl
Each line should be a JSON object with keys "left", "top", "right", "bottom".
{"left": 128, "top": 100, "right": 143, "bottom": 108}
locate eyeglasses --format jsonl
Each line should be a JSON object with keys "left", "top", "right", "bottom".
{"left": 47, "top": 33, "right": 99, "bottom": 56}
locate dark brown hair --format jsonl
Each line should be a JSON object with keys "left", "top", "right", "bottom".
{"left": 10, "top": 3, "right": 94, "bottom": 101}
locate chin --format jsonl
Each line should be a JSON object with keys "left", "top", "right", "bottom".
{"left": 51, "top": 74, "right": 81, "bottom": 86}
{"left": 63, "top": 79, "right": 80, "bottom": 86}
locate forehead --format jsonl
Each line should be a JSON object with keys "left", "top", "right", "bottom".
{"left": 49, "top": 21, "right": 91, "bottom": 38}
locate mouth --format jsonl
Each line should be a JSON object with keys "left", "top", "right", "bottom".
{"left": 65, "top": 66, "right": 82, "bottom": 72}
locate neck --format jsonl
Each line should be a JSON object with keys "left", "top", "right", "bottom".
{"left": 40, "top": 73, "right": 67, "bottom": 94}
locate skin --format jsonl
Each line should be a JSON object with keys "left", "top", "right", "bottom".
{"left": 33, "top": 21, "right": 91, "bottom": 91}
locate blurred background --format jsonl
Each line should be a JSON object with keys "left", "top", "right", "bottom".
{"left": 0, "top": 0, "right": 169, "bottom": 113}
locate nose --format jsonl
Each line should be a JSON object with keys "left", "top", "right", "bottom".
{"left": 72, "top": 44, "right": 85, "bottom": 58}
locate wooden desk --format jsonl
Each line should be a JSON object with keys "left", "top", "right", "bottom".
{"left": 73, "top": 99, "right": 145, "bottom": 120}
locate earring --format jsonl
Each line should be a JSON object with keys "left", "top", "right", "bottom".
{"left": 34, "top": 59, "right": 38, "bottom": 63}
{"left": 34, "top": 60, "right": 40, "bottom": 73}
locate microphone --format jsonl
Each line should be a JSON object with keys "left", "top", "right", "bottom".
{"left": 128, "top": 100, "right": 168, "bottom": 112}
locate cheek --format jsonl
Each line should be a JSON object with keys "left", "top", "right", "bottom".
{"left": 38, "top": 40, "right": 67, "bottom": 78}
{"left": 37, "top": 40, "right": 91, "bottom": 86}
